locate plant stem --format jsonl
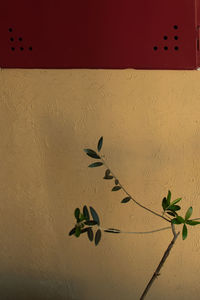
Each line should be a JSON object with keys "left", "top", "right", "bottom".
{"left": 101, "top": 157, "right": 170, "bottom": 223}
{"left": 140, "top": 224, "right": 180, "bottom": 300}
{"left": 102, "top": 226, "right": 171, "bottom": 235}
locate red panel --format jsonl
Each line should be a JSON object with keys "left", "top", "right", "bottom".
{"left": 0, "top": 0, "right": 199, "bottom": 69}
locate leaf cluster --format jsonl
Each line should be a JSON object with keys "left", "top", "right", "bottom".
{"left": 84, "top": 137, "right": 131, "bottom": 205}
{"left": 162, "top": 191, "right": 200, "bottom": 239}
{"left": 69, "top": 205, "right": 102, "bottom": 246}
{"left": 70, "top": 137, "right": 200, "bottom": 247}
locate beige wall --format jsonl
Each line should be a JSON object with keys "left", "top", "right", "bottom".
{"left": 1, "top": 69, "right": 200, "bottom": 299}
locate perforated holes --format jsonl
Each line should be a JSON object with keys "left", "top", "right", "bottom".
{"left": 154, "top": 25, "right": 180, "bottom": 52}
{"left": 8, "top": 27, "right": 33, "bottom": 53}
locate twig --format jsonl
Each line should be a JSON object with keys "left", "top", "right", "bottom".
{"left": 101, "top": 156, "right": 170, "bottom": 223}
{"left": 102, "top": 226, "right": 171, "bottom": 234}
{"left": 139, "top": 224, "right": 180, "bottom": 300}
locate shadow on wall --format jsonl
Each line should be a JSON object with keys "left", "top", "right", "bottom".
{"left": 0, "top": 273, "right": 80, "bottom": 300}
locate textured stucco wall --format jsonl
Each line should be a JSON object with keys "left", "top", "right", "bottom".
{"left": 1, "top": 69, "right": 200, "bottom": 300}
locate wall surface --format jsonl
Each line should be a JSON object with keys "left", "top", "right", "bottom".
{"left": 1, "top": 69, "right": 200, "bottom": 300}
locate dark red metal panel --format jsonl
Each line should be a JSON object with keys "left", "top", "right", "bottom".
{"left": 0, "top": 0, "right": 200, "bottom": 69}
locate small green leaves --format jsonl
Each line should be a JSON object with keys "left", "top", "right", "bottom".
{"left": 182, "top": 224, "right": 188, "bottom": 240}
{"left": 75, "top": 226, "right": 81, "bottom": 237}
{"left": 105, "top": 169, "right": 110, "bottom": 176}
{"left": 167, "top": 205, "right": 181, "bottom": 212}
{"left": 185, "top": 207, "right": 193, "bottom": 221}
{"left": 83, "top": 205, "right": 89, "bottom": 220}
{"left": 79, "top": 213, "right": 86, "bottom": 222}
{"left": 170, "top": 198, "right": 182, "bottom": 206}
{"left": 90, "top": 206, "right": 100, "bottom": 225}
{"left": 104, "top": 228, "right": 120, "bottom": 233}
{"left": 87, "top": 227, "right": 94, "bottom": 241}
{"left": 103, "top": 169, "right": 113, "bottom": 179}
{"left": 186, "top": 220, "right": 200, "bottom": 226}
{"left": 84, "top": 149, "right": 100, "bottom": 159}
{"left": 162, "top": 197, "right": 168, "bottom": 211}
{"left": 84, "top": 220, "right": 97, "bottom": 226}
{"left": 171, "top": 216, "right": 185, "bottom": 224}
{"left": 115, "top": 179, "right": 119, "bottom": 185}
{"left": 170, "top": 206, "right": 200, "bottom": 240}
{"left": 112, "top": 186, "right": 121, "bottom": 191}
{"left": 162, "top": 191, "right": 182, "bottom": 216}
{"left": 88, "top": 162, "right": 103, "bottom": 168}
{"left": 74, "top": 208, "right": 80, "bottom": 221}
{"left": 70, "top": 205, "right": 101, "bottom": 245}
{"left": 97, "top": 136, "right": 103, "bottom": 152}
{"left": 69, "top": 227, "right": 76, "bottom": 236}
{"left": 104, "top": 175, "right": 113, "bottom": 179}
{"left": 121, "top": 196, "right": 131, "bottom": 203}
{"left": 166, "top": 190, "right": 171, "bottom": 206}
{"left": 95, "top": 229, "right": 101, "bottom": 246}
{"left": 167, "top": 211, "right": 177, "bottom": 217}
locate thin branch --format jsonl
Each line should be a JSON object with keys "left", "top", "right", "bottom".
{"left": 101, "top": 156, "right": 170, "bottom": 223}
{"left": 140, "top": 224, "right": 180, "bottom": 300}
{"left": 102, "top": 226, "right": 171, "bottom": 235}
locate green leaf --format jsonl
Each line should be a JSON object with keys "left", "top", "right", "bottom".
{"left": 186, "top": 220, "right": 200, "bottom": 226}
{"left": 83, "top": 205, "right": 89, "bottom": 220}
{"left": 84, "top": 149, "right": 100, "bottom": 159}
{"left": 171, "top": 216, "right": 185, "bottom": 224}
{"left": 104, "top": 169, "right": 113, "bottom": 179}
{"left": 182, "top": 224, "right": 188, "bottom": 240}
{"left": 69, "top": 227, "right": 76, "bottom": 236}
{"left": 166, "top": 190, "right": 171, "bottom": 206}
{"left": 121, "top": 197, "right": 131, "bottom": 203}
{"left": 112, "top": 186, "right": 122, "bottom": 191}
{"left": 84, "top": 220, "right": 97, "bottom": 226}
{"left": 105, "top": 169, "right": 110, "bottom": 176}
{"left": 115, "top": 179, "right": 119, "bottom": 185}
{"left": 185, "top": 207, "right": 193, "bottom": 220}
{"left": 171, "top": 198, "right": 182, "bottom": 206}
{"left": 166, "top": 211, "right": 177, "bottom": 217}
{"left": 95, "top": 229, "right": 101, "bottom": 246}
{"left": 176, "top": 216, "right": 185, "bottom": 223}
{"left": 90, "top": 206, "right": 100, "bottom": 225}
{"left": 97, "top": 136, "right": 103, "bottom": 152}
{"left": 75, "top": 226, "right": 81, "bottom": 237}
{"left": 162, "top": 197, "right": 168, "bottom": 211}
{"left": 107, "top": 228, "right": 120, "bottom": 232}
{"left": 103, "top": 175, "right": 113, "bottom": 180}
{"left": 86, "top": 227, "right": 93, "bottom": 241}
{"left": 167, "top": 205, "right": 181, "bottom": 211}
{"left": 74, "top": 208, "right": 80, "bottom": 221}
{"left": 79, "top": 213, "right": 85, "bottom": 221}
{"left": 88, "top": 162, "right": 103, "bottom": 168}
{"left": 104, "top": 228, "right": 120, "bottom": 233}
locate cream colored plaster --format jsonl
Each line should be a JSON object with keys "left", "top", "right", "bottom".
{"left": 1, "top": 69, "right": 200, "bottom": 299}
